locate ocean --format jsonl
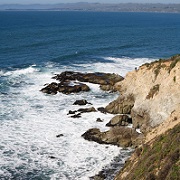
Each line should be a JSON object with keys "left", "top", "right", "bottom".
{"left": 0, "top": 11, "right": 180, "bottom": 179}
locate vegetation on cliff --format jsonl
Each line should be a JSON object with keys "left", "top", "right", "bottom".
{"left": 115, "top": 123, "right": 180, "bottom": 180}
{"left": 114, "top": 55, "right": 180, "bottom": 180}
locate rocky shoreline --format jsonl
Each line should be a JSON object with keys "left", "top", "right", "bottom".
{"left": 41, "top": 55, "right": 180, "bottom": 180}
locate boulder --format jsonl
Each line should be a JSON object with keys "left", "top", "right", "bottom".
{"left": 106, "top": 115, "right": 132, "bottom": 127}
{"left": 82, "top": 128, "right": 103, "bottom": 144}
{"left": 97, "top": 107, "right": 107, "bottom": 114}
{"left": 41, "top": 82, "right": 58, "bottom": 95}
{"left": 77, "top": 107, "right": 97, "bottom": 113}
{"left": 96, "top": 118, "right": 104, "bottom": 122}
{"left": 105, "top": 95, "right": 135, "bottom": 114}
{"left": 67, "top": 110, "right": 77, "bottom": 115}
{"left": 73, "top": 99, "right": 92, "bottom": 106}
{"left": 82, "top": 126, "right": 141, "bottom": 148}
{"left": 71, "top": 113, "right": 81, "bottom": 118}
{"left": 56, "top": 134, "right": 64, "bottom": 138}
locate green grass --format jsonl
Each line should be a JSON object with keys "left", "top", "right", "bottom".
{"left": 118, "top": 124, "right": 180, "bottom": 180}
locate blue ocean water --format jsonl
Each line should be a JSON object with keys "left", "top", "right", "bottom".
{"left": 0, "top": 11, "right": 180, "bottom": 179}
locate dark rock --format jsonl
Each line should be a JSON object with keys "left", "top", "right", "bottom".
{"left": 49, "top": 156, "right": 56, "bottom": 159}
{"left": 71, "top": 113, "right": 81, "bottom": 118}
{"left": 82, "top": 126, "right": 141, "bottom": 147}
{"left": 56, "top": 134, "right": 64, "bottom": 138}
{"left": 53, "top": 71, "right": 123, "bottom": 85}
{"left": 82, "top": 128, "right": 103, "bottom": 144}
{"left": 67, "top": 110, "right": 77, "bottom": 115}
{"left": 97, "top": 107, "right": 107, "bottom": 114}
{"left": 41, "top": 81, "right": 90, "bottom": 95}
{"left": 73, "top": 99, "right": 92, "bottom": 106}
{"left": 58, "top": 83, "right": 90, "bottom": 94}
{"left": 78, "top": 107, "right": 96, "bottom": 113}
{"left": 42, "top": 71, "right": 124, "bottom": 95}
{"left": 106, "top": 115, "right": 132, "bottom": 127}
{"left": 41, "top": 82, "right": 58, "bottom": 95}
{"left": 96, "top": 118, "right": 104, "bottom": 122}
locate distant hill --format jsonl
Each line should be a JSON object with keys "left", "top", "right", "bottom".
{"left": 0, "top": 3, "right": 180, "bottom": 13}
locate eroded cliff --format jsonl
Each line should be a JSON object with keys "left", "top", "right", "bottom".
{"left": 113, "top": 55, "right": 180, "bottom": 179}
{"left": 107, "top": 55, "right": 180, "bottom": 133}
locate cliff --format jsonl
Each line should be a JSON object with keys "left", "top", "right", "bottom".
{"left": 113, "top": 55, "right": 180, "bottom": 179}
{"left": 106, "top": 55, "right": 180, "bottom": 133}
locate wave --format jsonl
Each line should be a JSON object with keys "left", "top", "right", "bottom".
{"left": 0, "top": 56, "right": 156, "bottom": 179}
{"left": 1, "top": 65, "right": 38, "bottom": 77}
{"left": 102, "top": 56, "right": 155, "bottom": 76}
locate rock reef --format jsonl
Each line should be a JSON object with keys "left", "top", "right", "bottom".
{"left": 41, "top": 71, "right": 123, "bottom": 95}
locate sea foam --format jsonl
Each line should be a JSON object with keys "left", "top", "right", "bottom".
{"left": 0, "top": 57, "right": 155, "bottom": 179}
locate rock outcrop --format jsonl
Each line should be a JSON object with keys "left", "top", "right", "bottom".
{"left": 41, "top": 81, "right": 90, "bottom": 95}
{"left": 106, "top": 115, "right": 132, "bottom": 127}
{"left": 82, "top": 126, "right": 142, "bottom": 148}
{"left": 41, "top": 71, "right": 123, "bottom": 94}
{"left": 105, "top": 94, "right": 135, "bottom": 114}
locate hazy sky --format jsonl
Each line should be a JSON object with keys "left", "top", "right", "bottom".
{"left": 0, "top": 0, "right": 179, "bottom": 4}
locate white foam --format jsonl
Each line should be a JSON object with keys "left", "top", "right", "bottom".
{"left": 68, "top": 56, "right": 155, "bottom": 77}
{"left": 0, "top": 57, "right": 155, "bottom": 179}
{"left": 0, "top": 70, "right": 5, "bottom": 77}
{"left": 2, "top": 66, "right": 38, "bottom": 77}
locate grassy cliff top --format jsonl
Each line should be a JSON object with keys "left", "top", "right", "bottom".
{"left": 115, "top": 123, "right": 180, "bottom": 180}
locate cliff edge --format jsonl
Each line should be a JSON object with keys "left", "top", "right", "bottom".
{"left": 113, "top": 55, "right": 180, "bottom": 179}
{"left": 106, "top": 55, "right": 180, "bottom": 133}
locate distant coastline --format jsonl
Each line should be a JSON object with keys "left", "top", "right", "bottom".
{"left": 0, "top": 3, "right": 180, "bottom": 13}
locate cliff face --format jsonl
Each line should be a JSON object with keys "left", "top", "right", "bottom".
{"left": 108, "top": 55, "right": 180, "bottom": 133}
{"left": 113, "top": 55, "right": 180, "bottom": 180}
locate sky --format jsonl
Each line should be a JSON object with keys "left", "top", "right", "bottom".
{"left": 0, "top": 0, "right": 179, "bottom": 4}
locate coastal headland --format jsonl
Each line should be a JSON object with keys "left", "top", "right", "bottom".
{"left": 0, "top": 3, "right": 180, "bottom": 13}
{"left": 41, "top": 55, "right": 180, "bottom": 179}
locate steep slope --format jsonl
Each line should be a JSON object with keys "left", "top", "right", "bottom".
{"left": 106, "top": 55, "right": 180, "bottom": 133}
{"left": 113, "top": 55, "right": 180, "bottom": 179}
{"left": 115, "top": 109, "right": 180, "bottom": 180}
